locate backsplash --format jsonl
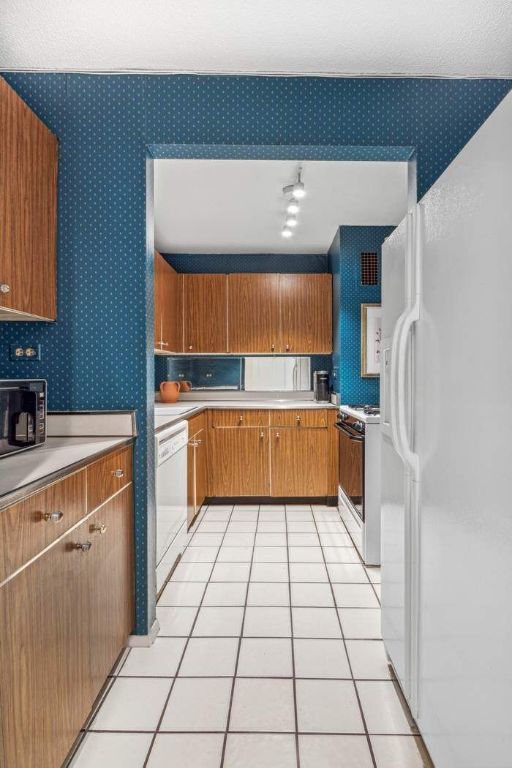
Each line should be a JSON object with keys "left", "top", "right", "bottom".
{"left": 329, "top": 225, "right": 394, "bottom": 404}
{"left": 155, "top": 355, "right": 331, "bottom": 391}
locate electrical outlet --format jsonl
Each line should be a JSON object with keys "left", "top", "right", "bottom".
{"left": 9, "top": 344, "right": 42, "bottom": 361}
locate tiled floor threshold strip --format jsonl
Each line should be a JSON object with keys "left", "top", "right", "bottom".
{"left": 70, "top": 504, "right": 433, "bottom": 768}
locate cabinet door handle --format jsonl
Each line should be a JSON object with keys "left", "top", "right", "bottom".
{"left": 260, "top": 431, "right": 264, "bottom": 439}
{"left": 295, "top": 415, "right": 301, "bottom": 425}
{"left": 91, "top": 523, "right": 107, "bottom": 535}
{"left": 195, "top": 439, "right": 203, "bottom": 445}
{"left": 271, "top": 343, "right": 275, "bottom": 352}
{"left": 0, "top": 284, "right": 10, "bottom": 294}
{"left": 73, "top": 541, "right": 92, "bottom": 552}
{"left": 41, "top": 511, "right": 63, "bottom": 523}
{"left": 161, "top": 341, "right": 169, "bottom": 347}
{"left": 112, "top": 468, "right": 124, "bottom": 478}
{"left": 188, "top": 345, "right": 193, "bottom": 351}
{"left": 276, "top": 432, "right": 280, "bottom": 440}
{"left": 285, "top": 344, "right": 290, "bottom": 351}
{"left": 238, "top": 415, "right": 243, "bottom": 424}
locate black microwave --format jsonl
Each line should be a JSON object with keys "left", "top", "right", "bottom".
{"left": 0, "top": 380, "right": 47, "bottom": 458}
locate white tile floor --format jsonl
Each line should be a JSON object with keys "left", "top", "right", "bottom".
{"left": 70, "top": 504, "right": 433, "bottom": 768}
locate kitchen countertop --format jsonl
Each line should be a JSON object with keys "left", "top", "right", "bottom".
{"left": 0, "top": 435, "right": 133, "bottom": 508}
{"left": 154, "top": 399, "right": 337, "bottom": 432}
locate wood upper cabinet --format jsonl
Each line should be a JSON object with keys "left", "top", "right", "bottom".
{"left": 228, "top": 274, "right": 280, "bottom": 353}
{"left": 208, "top": 424, "right": 270, "bottom": 497}
{"left": 154, "top": 251, "right": 182, "bottom": 353}
{"left": 0, "top": 77, "right": 58, "bottom": 321}
{"left": 271, "top": 426, "right": 329, "bottom": 497}
{"left": 183, "top": 274, "right": 227, "bottom": 353}
{"left": 279, "top": 274, "right": 332, "bottom": 353}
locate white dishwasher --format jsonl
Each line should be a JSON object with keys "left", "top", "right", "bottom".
{"left": 155, "top": 420, "right": 189, "bottom": 593}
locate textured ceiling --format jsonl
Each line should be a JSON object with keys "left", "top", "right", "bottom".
{"left": 1, "top": 0, "right": 511, "bottom": 77}
{"left": 154, "top": 159, "right": 409, "bottom": 254}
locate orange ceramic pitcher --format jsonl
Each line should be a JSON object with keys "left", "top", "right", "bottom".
{"left": 159, "top": 381, "right": 180, "bottom": 403}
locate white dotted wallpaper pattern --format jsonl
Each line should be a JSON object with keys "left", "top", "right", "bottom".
{"left": 0, "top": 73, "right": 509, "bottom": 633}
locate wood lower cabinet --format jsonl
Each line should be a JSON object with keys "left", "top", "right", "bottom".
{"left": 0, "top": 77, "right": 58, "bottom": 321}
{"left": 208, "top": 426, "right": 270, "bottom": 497}
{"left": 279, "top": 274, "right": 332, "bottom": 353}
{"left": 183, "top": 274, "right": 227, "bottom": 353}
{"left": 271, "top": 427, "right": 329, "bottom": 497}
{"left": 87, "top": 485, "right": 134, "bottom": 693}
{"left": 154, "top": 251, "right": 183, "bottom": 354}
{"left": 0, "top": 518, "right": 93, "bottom": 768}
{"left": 187, "top": 413, "right": 208, "bottom": 526}
{"left": 206, "top": 409, "right": 337, "bottom": 499}
{"left": 228, "top": 274, "right": 281, "bottom": 353}
{"left": 0, "top": 446, "right": 134, "bottom": 768}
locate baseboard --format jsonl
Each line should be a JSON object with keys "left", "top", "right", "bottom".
{"left": 128, "top": 618, "right": 160, "bottom": 647}
{"left": 206, "top": 496, "right": 338, "bottom": 506}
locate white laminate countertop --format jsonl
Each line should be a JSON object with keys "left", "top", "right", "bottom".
{"left": 0, "top": 437, "right": 131, "bottom": 503}
{"left": 154, "top": 399, "right": 337, "bottom": 431}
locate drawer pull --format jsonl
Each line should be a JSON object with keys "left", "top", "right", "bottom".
{"left": 296, "top": 415, "right": 301, "bottom": 424}
{"left": 238, "top": 415, "right": 243, "bottom": 424}
{"left": 276, "top": 432, "right": 280, "bottom": 440}
{"left": 41, "top": 511, "right": 64, "bottom": 523}
{"left": 91, "top": 523, "right": 107, "bottom": 535}
{"left": 260, "top": 431, "right": 264, "bottom": 439}
{"left": 74, "top": 541, "right": 92, "bottom": 552}
{"left": 112, "top": 468, "right": 124, "bottom": 478}
{"left": 0, "top": 283, "right": 10, "bottom": 294}
{"left": 271, "top": 343, "right": 275, "bottom": 352}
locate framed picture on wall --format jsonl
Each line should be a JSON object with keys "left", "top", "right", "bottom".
{"left": 361, "top": 303, "right": 382, "bottom": 377}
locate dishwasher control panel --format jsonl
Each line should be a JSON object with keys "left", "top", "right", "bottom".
{"left": 156, "top": 422, "right": 189, "bottom": 464}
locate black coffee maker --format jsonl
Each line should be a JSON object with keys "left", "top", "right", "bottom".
{"left": 313, "top": 370, "right": 330, "bottom": 402}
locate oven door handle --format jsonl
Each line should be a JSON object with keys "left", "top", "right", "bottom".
{"left": 334, "top": 423, "right": 364, "bottom": 442}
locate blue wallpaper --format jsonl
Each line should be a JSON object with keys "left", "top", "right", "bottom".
{"left": 165, "top": 253, "right": 328, "bottom": 273}
{"left": 329, "top": 226, "right": 393, "bottom": 404}
{"left": 0, "top": 73, "right": 509, "bottom": 635}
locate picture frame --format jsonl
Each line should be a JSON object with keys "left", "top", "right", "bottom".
{"left": 361, "top": 303, "right": 382, "bottom": 377}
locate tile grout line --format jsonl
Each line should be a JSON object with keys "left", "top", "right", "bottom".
{"left": 219, "top": 504, "right": 261, "bottom": 768}
{"left": 142, "top": 504, "right": 237, "bottom": 768}
{"left": 285, "top": 506, "right": 301, "bottom": 768}
{"left": 311, "top": 507, "right": 379, "bottom": 768}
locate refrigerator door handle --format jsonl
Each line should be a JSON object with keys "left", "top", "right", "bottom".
{"left": 389, "top": 210, "right": 413, "bottom": 459}
{"left": 395, "top": 204, "right": 422, "bottom": 481}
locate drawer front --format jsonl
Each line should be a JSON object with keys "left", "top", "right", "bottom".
{"left": 0, "top": 469, "right": 87, "bottom": 583}
{"left": 87, "top": 447, "right": 132, "bottom": 512}
{"left": 188, "top": 411, "right": 207, "bottom": 438}
{"left": 270, "top": 409, "right": 328, "bottom": 428}
{"left": 210, "top": 409, "right": 269, "bottom": 428}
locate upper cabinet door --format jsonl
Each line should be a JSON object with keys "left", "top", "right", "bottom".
{"left": 154, "top": 251, "right": 182, "bottom": 353}
{"left": 0, "top": 77, "right": 58, "bottom": 321}
{"left": 279, "top": 274, "right": 332, "bottom": 353}
{"left": 228, "top": 274, "right": 280, "bottom": 353}
{"left": 183, "top": 274, "right": 227, "bottom": 353}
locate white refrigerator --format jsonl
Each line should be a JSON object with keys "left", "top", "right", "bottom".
{"left": 381, "top": 90, "right": 512, "bottom": 768}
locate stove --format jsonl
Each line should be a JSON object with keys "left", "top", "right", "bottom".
{"left": 348, "top": 404, "right": 380, "bottom": 416}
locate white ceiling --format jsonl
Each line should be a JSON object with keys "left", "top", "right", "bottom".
{"left": 154, "top": 159, "right": 409, "bottom": 254}
{"left": 1, "top": 0, "right": 511, "bottom": 77}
